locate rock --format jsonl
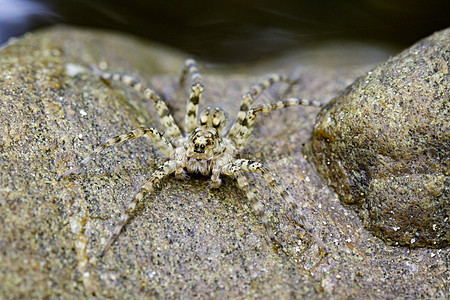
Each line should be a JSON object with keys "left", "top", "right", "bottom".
{"left": 0, "top": 26, "right": 448, "bottom": 299}
{"left": 308, "top": 28, "right": 450, "bottom": 248}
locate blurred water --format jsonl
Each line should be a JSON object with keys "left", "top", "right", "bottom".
{"left": 0, "top": 0, "right": 448, "bottom": 62}
{"left": 0, "top": 0, "right": 54, "bottom": 43}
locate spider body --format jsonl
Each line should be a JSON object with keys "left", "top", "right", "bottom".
{"left": 58, "top": 59, "right": 328, "bottom": 256}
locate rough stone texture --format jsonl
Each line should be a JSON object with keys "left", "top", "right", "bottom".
{"left": 0, "top": 26, "right": 448, "bottom": 298}
{"left": 308, "top": 28, "right": 449, "bottom": 249}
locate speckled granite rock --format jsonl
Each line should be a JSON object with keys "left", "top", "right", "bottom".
{"left": 308, "top": 28, "right": 449, "bottom": 248}
{"left": 0, "top": 26, "right": 448, "bottom": 299}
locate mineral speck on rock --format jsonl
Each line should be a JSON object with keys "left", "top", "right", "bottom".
{"left": 307, "top": 28, "right": 450, "bottom": 248}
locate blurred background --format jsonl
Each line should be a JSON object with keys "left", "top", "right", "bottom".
{"left": 0, "top": 0, "right": 449, "bottom": 62}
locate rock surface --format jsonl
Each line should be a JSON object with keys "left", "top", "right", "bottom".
{"left": 0, "top": 26, "right": 448, "bottom": 298}
{"left": 308, "top": 28, "right": 449, "bottom": 248}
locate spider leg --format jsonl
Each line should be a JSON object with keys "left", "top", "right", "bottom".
{"left": 57, "top": 127, "right": 173, "bottom": 180}
{"left": 179, "top": 58, "right": 203, "bottom": 134}
{"left": 222, "top": 164, "right": 282, "bottom": 249}
{"left": 232, "top": 97, "right": 323, "bottom": 151}
{"left": 98, "top": 71, "right": 182, "bottom": 139}
{"left": 100, "top": 160, "right": 176, "bottom": 256}
{"left": 234, "top": 159, "right": 329, "bottom": 253}
{"left": 228, "top": 74, "right": 292, "bottom": 142}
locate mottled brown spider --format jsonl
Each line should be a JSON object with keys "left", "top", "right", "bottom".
{"left": 58, "top": 59, "right": 328, "bottom": 257}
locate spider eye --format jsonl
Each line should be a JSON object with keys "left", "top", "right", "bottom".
{"left": 200, "top": 144, "right": 205, "bottom": 150}
{"left": 194, "top": 143, "right": 199, "bottom": 149}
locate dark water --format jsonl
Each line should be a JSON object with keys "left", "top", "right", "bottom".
{"left": 1, "top": 0, "right": 449, "bottom": 62}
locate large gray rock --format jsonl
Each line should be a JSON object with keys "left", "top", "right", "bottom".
{"left": 0, "top": 26, "right": 448, "bottom": 298}
{"left": 308, "top": 28, "right": 449, "bottom": 248}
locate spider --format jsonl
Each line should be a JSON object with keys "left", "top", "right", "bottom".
{"left": 58, "top": 58, "right": 328, "bottom": 257}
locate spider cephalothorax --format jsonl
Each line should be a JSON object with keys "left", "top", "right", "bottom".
{"left": 180, "top": 125, "right": 228, "bottom": 179}
{"left": 58, "top": 58, "right": 328, "bottom": 256}
{"left": 186, "top": 126, "right": 222, "bottom": 159}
